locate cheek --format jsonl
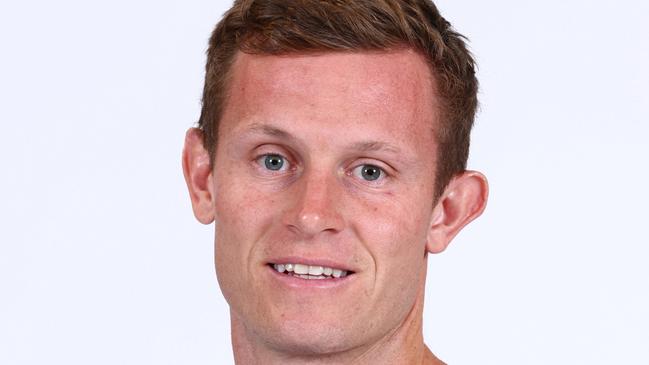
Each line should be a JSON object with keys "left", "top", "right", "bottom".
{"left": 353, "top": 190, "right": 431, "bottom": 289}
{"left": 212, "top": 171, "right": 278, "bottom": 291}
{"left": 357, "top": 192, "right": 431, "bottom": 256}
{"left": 213, "top": 167, "right": 276, "bottom": 238}
{"left": 349, "top": 195, "right": 430, "bottom": 329}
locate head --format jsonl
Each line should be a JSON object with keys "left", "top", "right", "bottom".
{"left": 183, "top": 0, "right": 488, "bottom": 359}
{"left": 199, "top": 0, "right": 479, "bottom": 202}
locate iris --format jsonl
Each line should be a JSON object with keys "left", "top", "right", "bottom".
{"left": 264, "top": 154, "right": 284, "bottom": 171}
{"left": 361, "top": 165, "right": 381, "bottom": 181}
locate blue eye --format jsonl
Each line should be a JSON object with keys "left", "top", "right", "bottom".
{"left": 262, "top": 154, "right": 286, "bottom": 171}
{"left": 353, "top": 164, "right": 384, "bottom": 182}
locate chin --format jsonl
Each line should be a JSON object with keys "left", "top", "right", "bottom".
{"left": 269, "top": 333, "right": 349, "bottom": 357}
{"left": 262, "top": 317, "right": 357, "bottom": 356}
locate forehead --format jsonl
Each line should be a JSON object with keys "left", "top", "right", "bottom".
{"left": 220, "top": 49, "right": 439, "bottom": 159}
{"left": 226, "top": 49, "right": 436, "bottom": 108}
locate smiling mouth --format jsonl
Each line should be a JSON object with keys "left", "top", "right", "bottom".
{"left": 269, "top": 263, "right": 353, "bottom": 280}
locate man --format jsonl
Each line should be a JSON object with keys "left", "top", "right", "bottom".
{"left": 182, "top": 0, "right": 488, "bottom": 363}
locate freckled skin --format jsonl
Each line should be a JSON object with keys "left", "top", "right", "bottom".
{"left": 183, "top": 48, "right": 488, "bottom": 364}
{"left": 216, "top": 50, "right": 438, "bottom": 363}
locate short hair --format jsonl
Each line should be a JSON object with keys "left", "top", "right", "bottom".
{"left": 198, "top": 0, "right": 478, "bottom": 201}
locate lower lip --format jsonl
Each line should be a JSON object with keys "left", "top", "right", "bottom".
{"left": 266, "top": 265, "right": 355, "bottom": 289}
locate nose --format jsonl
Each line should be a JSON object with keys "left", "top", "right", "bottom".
{"left": 282, "top": 168, "right": 345, "bottom": 238}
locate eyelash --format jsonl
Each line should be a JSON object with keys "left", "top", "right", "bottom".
{"left": 254, "top": 153, "right": 293, "bottom": 173}
{"left": 253, "top": 152, "right": 391, "bottom": 185}
{"left": 349, "top": 163, "right": 389, "bottom": 185}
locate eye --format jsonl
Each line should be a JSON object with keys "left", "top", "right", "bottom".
{"left": 259, "top": 154, "right": 288, "bottom": 171}
{"left": 352, "top": 164, "right": 385, "bottom": 182}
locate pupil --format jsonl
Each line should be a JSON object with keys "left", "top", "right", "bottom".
{"left": 264, "top": 155, "right": 284, "bottom": 170}
{"left": 362, "top": 165, "right": 380, "bottom": 181}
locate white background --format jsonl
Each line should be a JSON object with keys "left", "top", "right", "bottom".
{"left": 1, "top": 1, "right": 647, "bottom": 364}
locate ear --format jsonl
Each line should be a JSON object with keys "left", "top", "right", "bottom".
{"left": 182, "top": 128, "right": 215, "bottom": 224}
{"left": 426, "top": 171, "right": 488, "bottom": 253}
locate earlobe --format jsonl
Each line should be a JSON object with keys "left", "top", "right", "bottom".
{"left": 182, "top": 128, "right": 216, "bottom": 224}
{"left": 426, "top": 171, "right": 488, "bottom": 253}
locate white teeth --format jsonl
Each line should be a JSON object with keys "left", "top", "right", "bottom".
{"left": 272, "top": 262, "right": 349, "bottom": 278}
{"left": 297, "top": 274, "right": 330, "bottom": 280}
{"left": 293, "top": 264, "right": 309, "bottom": 275}
{"left": 308, "top": 266, "right": 324, "bottom": 276}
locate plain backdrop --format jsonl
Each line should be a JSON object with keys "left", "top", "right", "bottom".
{"left": 1, "top": 0, "right": 647, "bottom": 364}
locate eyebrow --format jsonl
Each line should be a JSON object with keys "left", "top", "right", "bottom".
{"left": 243, "top": 123, "right": 294, "bottom": 140}
{"left": 240, "top": 123, "right": 402, "bottom": 155}
{"left": 349, "top": 140, "right": 401, "bottom": 154}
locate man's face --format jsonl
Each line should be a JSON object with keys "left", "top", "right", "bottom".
{"left": 211, "top": 49, "right": 440, "bottom": 353}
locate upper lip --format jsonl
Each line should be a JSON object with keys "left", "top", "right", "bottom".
{"left": 266, "top": 256, "right": 356, "bottom": 273}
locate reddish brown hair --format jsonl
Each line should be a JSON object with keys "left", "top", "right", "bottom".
{"left": 198, "top": 0, "right": 478, "bottom": 200}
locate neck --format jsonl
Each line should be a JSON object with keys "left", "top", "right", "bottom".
{"left": 230, "top": 267, "right": 445, "bottom": 365}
